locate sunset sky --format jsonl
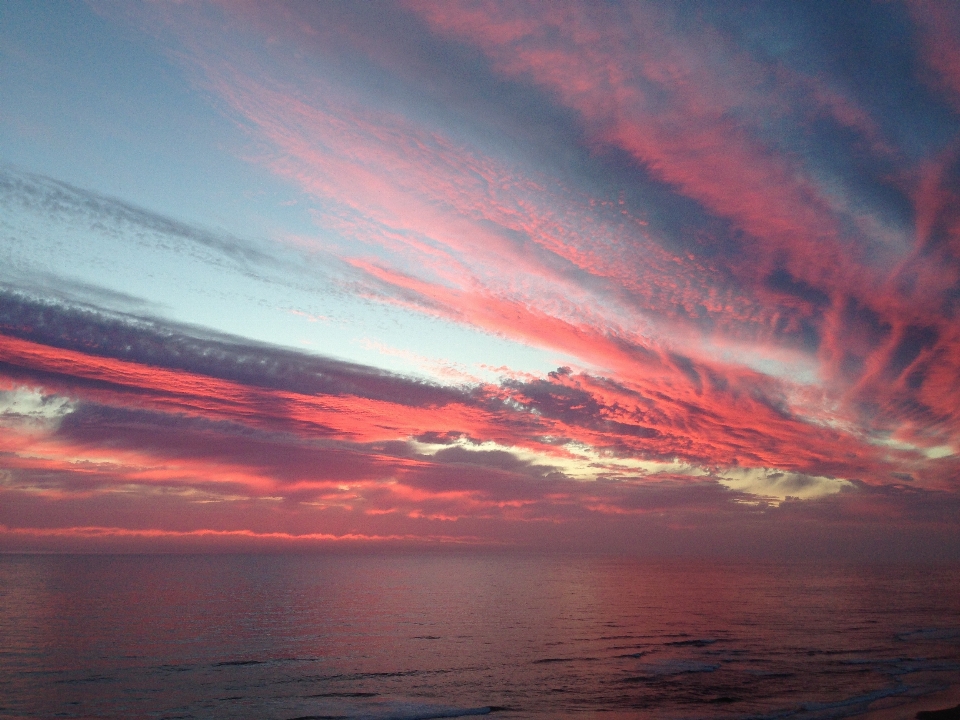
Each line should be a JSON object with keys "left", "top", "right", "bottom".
{"left": 2, "top": 0, "right": 960, "bottom": 558}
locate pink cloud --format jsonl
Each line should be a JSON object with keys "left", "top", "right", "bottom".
{"left": 6, "top": 1, "right": 960, "bottom": 555}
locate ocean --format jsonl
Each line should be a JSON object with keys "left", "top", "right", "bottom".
{"left": 0, "top": 553, "right": 958, "bottom": 720}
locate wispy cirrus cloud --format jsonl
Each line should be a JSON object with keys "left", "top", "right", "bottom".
{"left": 3, "top": 1, "right": 960, "bottom": 555}
{"left": 2, "top": 291, "right": 957, "bottom": 556}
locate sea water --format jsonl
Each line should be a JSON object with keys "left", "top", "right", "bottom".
{"left": 0, "top": 553, "right": 958, "bottom": 720}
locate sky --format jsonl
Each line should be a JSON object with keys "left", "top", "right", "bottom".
{"left": 2, "top": 0, "right": 960, "bottom": 558}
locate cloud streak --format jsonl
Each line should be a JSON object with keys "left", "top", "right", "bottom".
{"left": 3, "top": 0, "right": 960, "bottom": 556}
{"left": 1, "top": 290, "right": 957, "bottom": 556}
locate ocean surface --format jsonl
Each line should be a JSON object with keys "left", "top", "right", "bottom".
{"left": 0, "top": 553, "right": 958, "bottom": 720}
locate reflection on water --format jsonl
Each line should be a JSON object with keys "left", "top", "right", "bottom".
{"left": 0, "top": 553, "right": 958, "bottom": 719}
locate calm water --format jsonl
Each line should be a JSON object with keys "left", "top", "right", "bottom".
{"left": 0, "top": 553, "right": 958, "bottom": 720}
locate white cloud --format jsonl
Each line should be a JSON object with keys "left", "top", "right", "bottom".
{"left": 0, "top": 386, "right": 75, "bottom": 433}
{"left": 411, "top": 437, "right": 850, "bottom": 504}
{"left": 715, "top": 467, "right": 852, "bottom": 502}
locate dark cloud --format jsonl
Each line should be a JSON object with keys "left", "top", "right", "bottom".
{"left": 502, "top": 375, "right": 662, "bottom": 442}
{"left": 54, "top": 404, "right": 393, "bottom": 486}
{"left": 0, "top": 165, "right": 276, "bottom": 272}
{"left": 0, "top": 289, "right": 464, "bottom": 407}
{"left": 886, "top": 324, "right": 940, "bottom": 379}
{"left": 765, "top": 268, "right": 832, "bottom": 309}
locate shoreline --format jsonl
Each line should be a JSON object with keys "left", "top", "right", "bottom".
{"left": 858, "top": 685, "right": 960, "bottom": 720}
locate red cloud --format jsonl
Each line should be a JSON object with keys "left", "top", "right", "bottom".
{"left": 6, "top": 1, "right": 960, "bottom": 556}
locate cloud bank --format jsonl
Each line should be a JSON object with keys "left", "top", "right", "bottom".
{"left": 2, "top": 0, "right": 960, "bottom": 557}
